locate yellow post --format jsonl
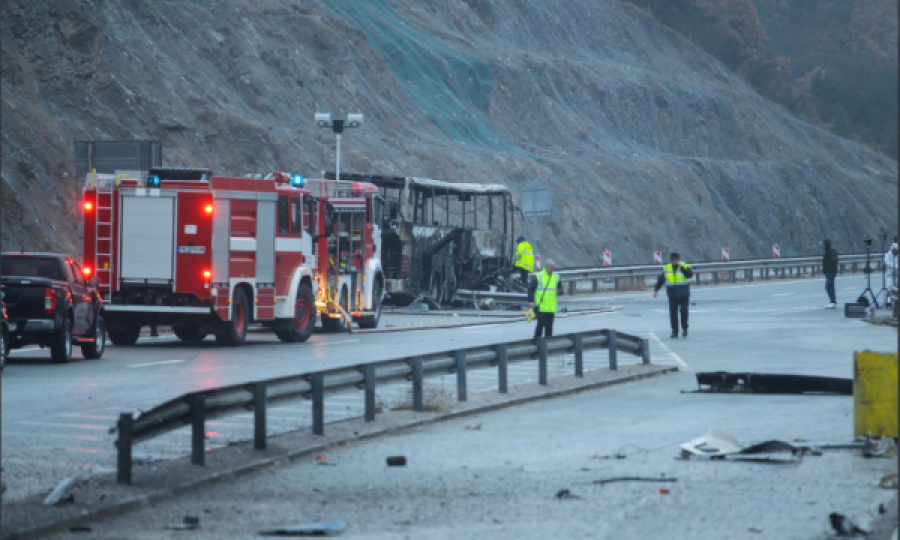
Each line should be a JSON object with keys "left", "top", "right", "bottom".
{"left": 853, "top": 350, "right": 898, "bottom": 438}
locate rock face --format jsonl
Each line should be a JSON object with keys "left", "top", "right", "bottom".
{"left": 2, "top": 0, "right": 896, "bottom": 264}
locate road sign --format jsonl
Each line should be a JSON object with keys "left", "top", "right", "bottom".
{"left": 603, "top": 251, "right": 612, "bottom": 267}
{"left": 722, "top": 247, "right": 730, "bottom": 261}
{"left": 773, "top": 244, "right": 780, "bottom": 258}
{"left": 654, "top": 251, "right": 662, "bottom": 264}
{"left": 520, "top": 187, "right": 551, "bottom": 217}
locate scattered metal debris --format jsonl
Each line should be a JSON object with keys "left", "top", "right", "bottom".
{"left": 386, "top": 456, "right": 407, "bottom": 467}
{"left": 464, "top": 423, "right": 483, "bottom": 431}
{"left": 593, "top": 476, "right": 678, "bottom": 485}
{"left": 680, "top": 427, "right": 880, "bottom": 463}
{"left": 259, "top": 522, "right": 345, "bottom": 536}
{"left": 69, "top": 526, "right": 92, "bottom": 533}
{"left": 167, "top": 516, "right": 200, "bottom": 531}
{"left": 863, "top": 438, "right": 896, "bottom": 458}
{"left": 878, "top": 473, "right": 898, "bottom": 489}
{"left": 694, "top": 372, "right": 852, "bottom": 395}
{"left": 555, "top": 489, "right": 581, "bottom": 500}
{"left": 680, "top": 426, "right": 742, "bottom": 457}
{"left": 829, "top": 512, "right": 869, "bottom": 536}
{"left": 43, "top": 477, "right": 76, "bottom": 506}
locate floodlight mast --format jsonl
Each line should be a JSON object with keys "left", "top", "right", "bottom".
{"left": 315, "top": 112, "right": 363, "bottom": 182}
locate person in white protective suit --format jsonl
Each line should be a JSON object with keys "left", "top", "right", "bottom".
{"left": 885, "top": 243, "right": 898, "bottom": 290}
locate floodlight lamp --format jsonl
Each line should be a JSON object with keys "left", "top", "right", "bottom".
{"left": 346, "top": 113, "right": 364, "bottom": 128}
{"left": 315, "top": 113, "right": 333, "bottom": 128}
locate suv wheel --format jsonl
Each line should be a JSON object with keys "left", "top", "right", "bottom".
{"left": 51, "top": 317, "right": 73, "bottom": 363}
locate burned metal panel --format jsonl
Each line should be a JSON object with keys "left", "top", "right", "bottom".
{"left": 695, "top": 372, "right": 852, "bottom": 395}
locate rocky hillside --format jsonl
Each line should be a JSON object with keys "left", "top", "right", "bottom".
{"left": 1, "top": 0, "right": 896, "bottom": 265}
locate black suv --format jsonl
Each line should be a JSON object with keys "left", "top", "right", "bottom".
{"left": 1, "top": 253, "right": 106, "bottom": 363}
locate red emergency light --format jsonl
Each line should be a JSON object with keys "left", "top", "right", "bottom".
{"left": 83, "top": 266, "right": 92, "bottom": 277}
{"left": 203, "top": 270, "right": 212, "bottom": 280}
{"left": 204, "top": 204, "right": 214, "bottom": 215}
{"left": 84, "top": 202, "right": 93, "bottom": 212}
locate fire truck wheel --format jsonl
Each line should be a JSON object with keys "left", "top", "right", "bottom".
{"left": 275, "top": 284, "right": 315, "bottom": 343}
{"left": 81, "top": 315, "right": 106, "bottom": 359}
{"left": 173, "top": 325, "right": 208, "bottom": 342}
{"left": 217, "top": 287, "right": 249, "bottom": 346}
{"left": 50, "top": 316, "right": 73, "bottom": 363}
{"left": 107, "top": 323, "right": 140, "bottom": 346}
{"left": 357, "top": 281, "right": 382, "bottom": 329}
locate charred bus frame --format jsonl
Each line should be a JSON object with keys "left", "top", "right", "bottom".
{"left": 323, "top": 172, "right": 516, "bottom": 306}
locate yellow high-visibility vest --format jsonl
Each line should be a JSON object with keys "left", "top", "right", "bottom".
{"left": 535, "top": 269, "right": 559, "bottom": 313}
{"left": 515, "top": 241, "right": 535, "bottom": 272}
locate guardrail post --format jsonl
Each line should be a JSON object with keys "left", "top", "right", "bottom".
{"left": 592, "top": 279, "right": 598, "bottom": 294}
{"left": 713, "top": 272, "right": 719, "bottom": 285}
{"left": 253, "top": 383, "right": 266, "bottom": 450}
{"left": 748, "top": 269, "right": 754, "bottom": 282}
{"left": 614, "top": 277, "right": 620, "bottom": 291}
{"left": 765, "top": 268, "right": 770, "bottom": 280}
{"left": 695, "top": 273, "right": 701, "bottom": 285}
{"left": 190, "top": 395, "right": 205, "bottom": 466}
{"left": 608, "top": 330, "right": 618, "bottom": 370}
{"left": 568, "top": 281, "right": 576, "bottom": 296}
{"left": 116, "top": 413, "right": 133, "bottom": 485}
{"left": 538, "top": 338, "right": 548, "bottom": 385}
{"left": 455, "top": 351, "right": 468, "bottom": 402}
{"left": 641, "top": 338, "right": 651, "bottom": 365}
{"left": 364, "top": 364, "right": 377, "bottom": 420}
{"left": 410, "top": 358, "right": 424, "bottom": 412}
{"left": 781, "top": 267, "right": 786, "bottom": 279}
{"left": 573, "top": 334, "right": 583, "bottom": 377}
{"left": 839, "top": 263, "right": 844, "bottom": 275}
{"left": 496, "top": 345, "right": 508, "bottom": 393}
{"left": 731, "top": 270, "right": 737, "bottom": 284}
{"left": 311, "top": 374, "right": 325, "bottom": 435}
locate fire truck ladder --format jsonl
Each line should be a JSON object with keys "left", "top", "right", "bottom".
{"left": 93, "top": 171, "right": 116, "bottom": 300}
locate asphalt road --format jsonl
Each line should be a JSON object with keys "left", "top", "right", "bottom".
{"left": 2, "top": 275, "right": 893, "bottom": 507}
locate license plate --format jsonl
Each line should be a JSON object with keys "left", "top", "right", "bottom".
{"left": 177, "top": 246, "right": 206, "bottom": 254}
{"left": 8, "top": 322, "right": 17, "bottom": 332}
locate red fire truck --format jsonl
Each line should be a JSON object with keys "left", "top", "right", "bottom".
{"left": 81, "top": 167, "right": 384, "bottom": 346}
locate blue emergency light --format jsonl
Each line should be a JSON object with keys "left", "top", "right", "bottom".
{"left": 145, "top": 175, "right": 161, "bottom": 187}
{"left": 290, "top": 174, "right": 304, "bottom": 187}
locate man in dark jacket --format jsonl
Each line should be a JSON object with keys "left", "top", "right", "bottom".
{"left": 822, "top": 238, "right": 838, "bottom": 308}
{"left": 654, "top": 252, "right": 694, "bottom": 338}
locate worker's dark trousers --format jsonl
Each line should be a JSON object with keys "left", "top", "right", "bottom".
{"left": 517, "top": 268, "right": 530, "bottom": 284}
{"left": 824, "top": 273, "right": 837, "bottom": 304}
{"left": 534, "top": 311, "right": 555, "bottom": 339}
{"left": 668, "top": 296, "right": 689, "bottom": 333}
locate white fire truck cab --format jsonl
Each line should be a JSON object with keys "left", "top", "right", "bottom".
{"left": 81, "top": 168, "right": 384, "bottom": 346}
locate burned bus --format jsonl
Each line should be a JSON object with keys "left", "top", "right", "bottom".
{"left": 323, "top": 173, "right": 517, "bottom": 306}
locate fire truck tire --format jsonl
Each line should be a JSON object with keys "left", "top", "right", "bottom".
{"left": 217, "top": 287, "right": 249, "bottom": 346}
{"left": 50, "top": 316, "right": 73, "bottom": 363}
{"left": 275, "top": 284, "right": 315, "bottom": 343}
{"left": 107, "top": 323, "right": 141, "bottom": 346}
{"left": 357, "top": 281, "right": 382, "bottom": 329}
{"left": 173, "top": 325, "right": 208, "bottom": 342}
{"left": 80, "top": 315, "right": 106, "bottom": 359}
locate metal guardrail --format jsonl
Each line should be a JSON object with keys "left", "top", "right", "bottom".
{"left": 112, "top": 329, "right": 649, "bottom": 484}
{"left": 459, "top": 254, "right": 876, "bottom": 303}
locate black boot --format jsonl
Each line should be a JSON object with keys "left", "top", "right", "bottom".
{"left": 670, "top": 331, "right": 678, "bottom": 339}
{"left": 682, "top": 328, "right": 688, "bottom": 338}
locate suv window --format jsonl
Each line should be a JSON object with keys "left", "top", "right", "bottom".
{"left": 69, "top": 261, "right": 86, "bottom": 287}
{"left": 277, "top": 196, "right": 289, "bottom": 235}
{"left": 1, "top": 256, "right": 66, "bottom": 281}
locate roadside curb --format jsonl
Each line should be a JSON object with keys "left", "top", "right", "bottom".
{"left": 2, "top": 364, "right": 676, "bottom": 539}
{"left": 355, "top": 307, "right": 620, "bottom": 334}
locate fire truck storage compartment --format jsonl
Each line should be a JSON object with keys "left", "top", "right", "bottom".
{"left": 120, "top": 195, "right": 175, "bottom": 282}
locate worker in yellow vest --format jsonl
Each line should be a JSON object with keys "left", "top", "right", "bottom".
{"left": 514, "top": 236, "right": 535, "bottom": 284}
{"left": 528, "top": 259, "right": 564, "bottom": 338}
{"left": 653, "top": 252, "right": 694, "bottom": 338}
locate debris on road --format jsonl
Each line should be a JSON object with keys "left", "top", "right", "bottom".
{"left": 828, "top": 512, "right": 869, "bottom": 536}
{"left": 259, "top": 521, "right": 345, "bottom": 536}
{"left": 69, "top": 526, "right": 92, "bottom": 533}
{"left": 43, "top": 477, "right": 76, "bottom": 506}
{"left": 593, "top": 476, "right": 678, "bottom": 485}
{"left": 464, "top": 423, "right": 483, "bottom": 430}
{"left": 167, "top": 516, "right": 200, "bottom": 530}
{"left": 695, "top": 372, "right": 852, "bottom": 395}
{"left": 555, "top": 489, "right": 581, "bottom": 500}
{"left": 680, "top": 426, "right": 743, "bottom": 457}
{"left": 386, "top": 456, "right": 407, "bottom": 467}
{"left": 862, "top": 438, "right": 896, "bottom": 459}
{"left": 878, "top": 472, "right": 897, "bottom": 489}
{"left": 659, "top": 488, "right": 670, "bottom": 495}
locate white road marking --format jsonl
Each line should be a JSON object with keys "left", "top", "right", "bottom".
{"left": 461, "top": 324, "right": 503, "bottom": 330}
{"left": 314, "top": 339, "right": 358, "bottom": 345}
{"left": 126, "top": 359, "right": 184, "bottom": 368}
{"left": 772, "top": 292, "right": 795, "bottom": 297}
{"left": 18, "top": 421, "right": 107, "bottom": 430}
{"left": 648, "top": 332, "right": 689, "bottom": 371}
{"left": 0, "top": 431, "right": 102, "bottom": 442}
